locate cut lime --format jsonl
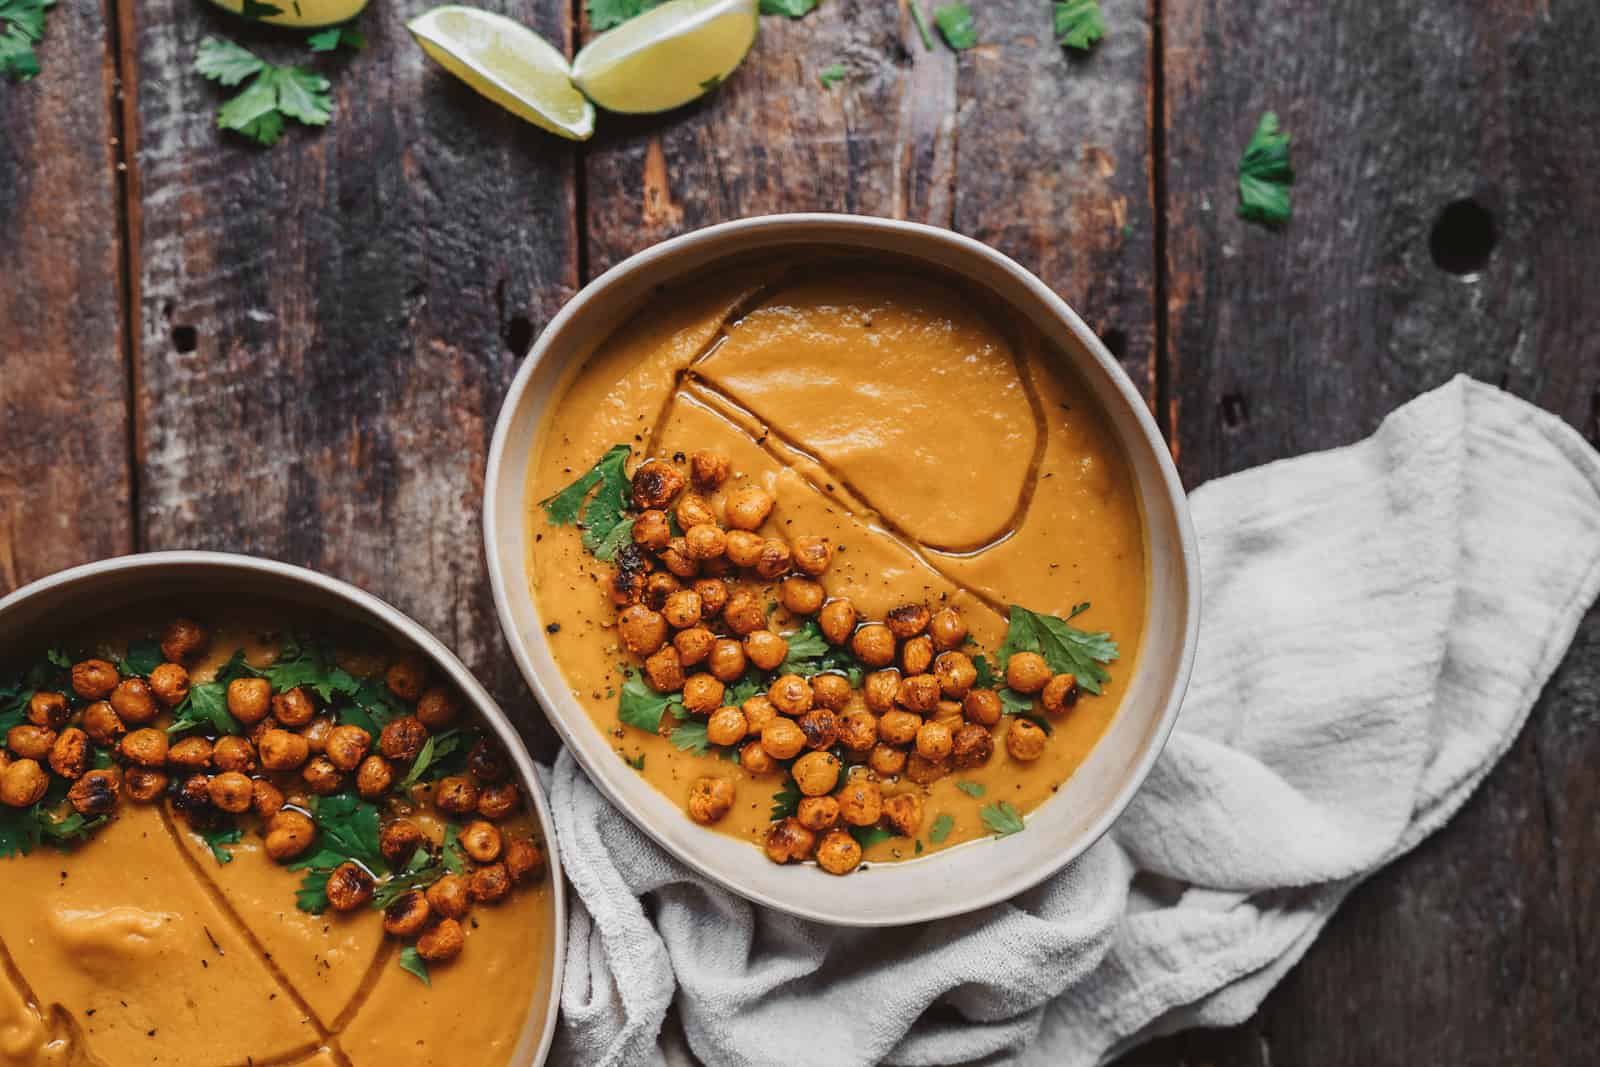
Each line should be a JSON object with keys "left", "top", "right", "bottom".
{"left": 408, "top": 6, "right": 595, "bottom": 141}
{"left": 573, "top": 0, "right": 759, "bottom": 115}
{"left": 207, "top": 0, "right": 370, "bottom": 29}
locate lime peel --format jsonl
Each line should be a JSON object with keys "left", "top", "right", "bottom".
{"left": 573, "top": 0, "right": 759, "bottom": 115}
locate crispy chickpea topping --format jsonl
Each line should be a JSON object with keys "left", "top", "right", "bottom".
{"left": 673, "top": 625, "right": 716, "bottom": 666}
{"left": 1041, "top": 673, "right": 1080, "bottom": 714}
{"left": 417, "top": 917, "right": 465, "bottom": 962}
{"left": 80, "top": 701, "right": 125, "bottom": 746}
{"left": 689, "top": 450, "right": 731, "bottom": 490}
{"left": 658, "top": 538, "right": 699, "bottom": 579}
{"left": 811, "top": 673, "right": 852, "bottom": 712}
{"left": 816, "top": 829, "right": 863, "bottom": 875}
{"left": 434, "top": 775, "right": 479, "bottom": 816}
{"left": 504, "top": 838, "right": 546, "bottom": 884}
{"left": 692, "top": 578, "right": 729, "bottom": 617}
{"left": 631, "top": 460, "right": 685, "bottom": 510}
{"left": 687, "top": 776, "right": 735, "bottom": 824}
{"left": 724, "top": 485, "right": 775, "bottom": 531}
{"left": 817, "top": 599, "right": 857, "bottom": 645}
{"left": 27, "top": 692, "right": 70, "bottom": 730}
{"left": 706, "top": 639, "right": 747, "bottom": 683}
{"left": 302, "top": 755, "right": 344, "bottom": 795}
{"left": 685, "top": 524, "right": 728, "bottom": 561}
{"left": 416, "top": 687, "right": 461, "bottom": 731}
{"left": 720, "top": 588, "right": 767, "bottom": 636}
{"left": 760, "top": 718, "right": 806, "bottom": 761}
{"left": 383, "top": 890, "right": 431, "bottom": 937}
{"left": 851, "top": 624, "right": 897, "bottom": 669}
{"left": 167, "top": 736, "right": 214, "bottom": 771}
{"left": 209, "top": 771, "right": 255, "bottom": 814}
{"left": 124, "top": 768, "right": 168, "bottom": 804}
{"left": 326, "top": 862, "right": 376, "bottom": 912}
{"left": 900, "top": 635, "right": 934, "bottom": 675}
{"left": 796, "top": 795, "right": 840, "bottom": 831}
{"left": 471, "top": 863, "right": 513, "bottom": 904}
{"left": 68, "top": 769, "right": 120, "bottom": 817}
{"left": 837, "top": 776, "right": 883, "bottom": 826}
{"left": 426, "top": 874, "right": 472, "bottom": 919}
{"left": 265, "top": 809, "right": 316, "bottom": 861}
{"left": 1005, "top": 652, "right": 1051, "bottom": 694}
{"left": 951, "top": 723, "right": 995, "bottom": 769}
{"left": 617, "top": 604, "right": 668, "bottom": 656}
{"left": 110, "top": 679, "right": 157, "bottom": 726}
{"left": 1, "top": 760, "right": 50, "bottom": 808}
{"left": 120, "top": 728, "right": 168, "bottom": 768}
{"left": 378, "top": 716, "right": 429, "bottom": 762}
{"left": 380, "top": 819, "right": 424, "bottom": 868}
{"left": 868, "top": 743, "right": 907, "bottom": 778}
{"left": 662, "top": 589, "right": 704, "bottom": 629}
{"left": 252, "top": 779, "right": 285, "bottom": 819}
{"left": 148, "top": 662, "right": 191, "bottom": 708}
{"left": 1005, "top": 718, "right": 1047, "bottom": 761}
{"left": 792, "top": 751, "right": 841, "bottom": 796}
{"left": 790, "top": 536, "right": 833, "bottom": 577}
{"left": 883, "top": 792, "right": 925, "bottom": 836}
{"left": 725, "top": 529, "right": 764, "bottom": 569}
{"left": 885, "top": 604, "right": 931, "bottom": 640}
{"left": 7, "top": 724, "right": 56, "bottom": 761}
{"left": 271, "top": 687, "right": 315, "bottom": 728}
{"left": 753, "top": 539, "right": 792, "bottom": 580}
{"left": 356, "top": 755, "right": 394, "bottom": 798}
{"left": 477, "top": 781, "right": 522, "bottom": 820}
{"left": 385, "top": 653, "right": 429, "bottom": 702}
{"left": 643, "top": 647, "right": 686, "bottom": 693}
{"left": 739, "top": 740, "right": 776, "bottom": 774}
{"left": 764, "top": 818, "right": 815, "bottom": 864}
{"left": 227, "top": 677, "right": 274, "bottom": 725}
{"left": 71, "top": 659, "right": 119, "bottom": 701}
{"left": 929, "top": 608, "right": 968, "bottom": 650}
{"left": 632, "top": 509, "right": 673, "bottom": 551}
{"left": 213, "top": 736, "right": 258, "bottom": 774}
{"left": 743, "top": 630, "right": 788, "bottom": 671}
{"left": 259, "top": 729, "right": 311, "bottom": 771}
{"left": 459, "top": 820, "right": 504, "bottom": 863}
{"left": 160, "top": 618, "right": 209, "bottom": 664}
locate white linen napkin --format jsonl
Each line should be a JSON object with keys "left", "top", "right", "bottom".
{"left": 546, "top": 376, "right": 1600, "bottom": 1067}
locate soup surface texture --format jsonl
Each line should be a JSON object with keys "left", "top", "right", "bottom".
{"left": 528, "top": 266, "right": 1147, "bottom": 867}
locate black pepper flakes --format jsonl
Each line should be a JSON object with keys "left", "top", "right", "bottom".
{"left": 546, "top": 623, "right": 561, "bottom": 634}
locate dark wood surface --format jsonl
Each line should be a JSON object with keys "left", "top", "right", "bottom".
{"left": 2, "top": 0, "right": 1596, "bottom": 1061}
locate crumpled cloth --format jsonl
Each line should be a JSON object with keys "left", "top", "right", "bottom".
{"left": 546, "top": 376, "right": 1600, "bottom": 1067}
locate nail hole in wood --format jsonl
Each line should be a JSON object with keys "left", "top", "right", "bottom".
{"left": 1101, "top": 328, "right": 1128, "bottom": 360}
{"left": 504, "top": 314, "right": 534, "bottom": 357}
{"left": 171, "top": 325, "right": 198, "bottom": 353}
{"left": 1429, "top": 198, "right": 1496, "bottom": 276}
{"left": 1220, "top": 392, "right": 1249, "bottom": 429}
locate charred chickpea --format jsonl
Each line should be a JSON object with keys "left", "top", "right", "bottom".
{"left": 434, "top": 775, "right": 480, "bottom": 816}
{"left": 661, "top": 590, "right": 703, "bottom": 630}
{"left": 173, "top": 773, "right": 212, "bottom": 816}
{"left": 778, "top": 577, "right": 825, "bottom": 617}
{"left": 416, "top": 687, "right": 461, "bottom": 731}
{"left": 213, "top": 736, "right": 258, "bottom": 774}
{"left": 610, "top": 559, "right": 650, "bottom": 607}
{"left": 904, "top": 753, "right": 948, "bottom": 785}
{"left": 816, "top": 829, "right": 863, "bottom": 875}
{"left": 303, "top": 756, "right": 344, "bottom": 795}
{"left": 681, "top": 674, "right": 726, "bottom": 717}
{"left": 272, "top": 687, "right": 316, "bottom": 728}
{"left": 743, "top": 630, "right": 789, "bottom": 672}
{"left": 1005, "top": 718, "right": 1047, "bottom": 761}
{"left": 725, "top": 485, "right": 775, "bottom": 531}
{"left": 382, "top": 891, "right": 431, "bottom": 938}
{"left": 504, "top": 838, "right": 546, "bottom": 884}
{"left": 27, "top": 691, "right": 70, "bottom": 730}
{"left": 386, "top": 654, "right": 429, "bottom": 702}
{"left": 631, "top": 460, "right": 686, "bottom": 510}
{"left": 326, "top": 862, "right": 376, "bottom": 912}
{"left": 935, "top": 699, "right": 965, "bottom": 724}
{"left": 790, "top": 535, "right": 833, "bottom": 577}
{"left": 167, "top": 736, "right": 215, "bottom": 771}
{"left": 1005, "top": 652, "right": 1051, "bottom": 695}
{"left": 868, "top": 743, "right": 908, "bottom": 778}
{"left": 721, "top": 589, "right": 768, "bottom": 636}
{"left": 706, "top": 706, "right": 748, "bottom": 747}
{"left": 883, "top": 792, "right": 925, "bottom": 837}
{"left": 878, "top": 710, "right": 921, "bottom": 747}
{"left": 643, "top": 647, "right": 686, "bottom": 693}
{"left": 798, "top": 708, "right": 839, "bottom": 751}
{"left": 658, "top": 538, "right": 700, "bottom": 579}
{"left": 810, "top": 673, "right": 852, "bottom": 712}
{"left": 265, "top": 809, "right": 316, "bottom": 862}
{"left": 380, "top": 819, "right": 424, "bottom": 868}
{"left": 357, "top": 755, "right": 394, "bottom": 799}
{"left": 644, "top": 572, "right": 682, "bottom": 611}
{"left": 760, "top": 718, "right": 806, "bottom": 761}
{"left": 324, "top": 726, "right": 371, "bottom": 772}
{"left": 467, "top": 740, "right": 510, "bottom": 783}
{"left": 915, "top": 719, "right": 954, "bottom": 760}
{"left": 886, "top": 604, "right": 931, "bottom": 640}
{"left": 673, "top": 625, "right": 716, "bottom": 667}
{"left": 0, "top": 760, "right": 50, "bottom": 808}
{"left": 701, "top": 552, "right": 736, "bottom": 577}
{"left": 478, "top": 781, "right": 522, "bottom": 820}
{"left": 616, "top": 604, "right": 668, "bottom": 657}
{"left": 837, "top": 709, "right": 878, "bottom": 752}
{"left": 379, "top": 716, "right": 429, "bottom": 762}
{"left": 863, "top": 670, "right": 900, "bottom": 713}
{"left": 110, "top": 679, "right": 157, "bottom": 726}
{"left": 120, "top": 728, "right": 168, "bottom": 768}
{"left": 80, "top": 702, "right": 125, "bottom": 746}
{"left": 148, "top": 662, "right": 191, "bottom": 708}
{"left": 209, "top": 771, "right": 255, "bottom": 814}
{"left": 689, "top": 449, "right": 730, "bottom": 490}
{"left": 426, "top": 874, "right": 472, "bottom": 919}
{"left": 950, "top": 723, "right": 995, "bottom": 769}
{"left": 692, "top": 578, "right": 729, "bottom": 617}
{"left": 684, "top": 524, "right": 728, "bottom": 562}
{"left": 71, "top": 659, "right": 120, "bottom": 701}
{"left": 68, "top": 769, "right": 120, "bottom": 818}
{"left": 460, "top": 820, "right": 504, "bottom": 864}
{"left": 124, "top": 768, "right": 168, "bottom": 803}
{"left": 896, "top": 674, "right": 942, "bottom": 714}
{"left": 632, "top": 509, "right": 673, "bottom": 551}
{"left": 739, "top": 740, "right": 776, "bottom": 774}
{"left": 850, "top": 624, "right": 897, "bottom": 669}
{"left": 837, "top": 776, "right": 883, "bottom": 827}
{"left": 687, "top": 776, "right": 735, "bottom": 825}
{"left": 7, "top": 725, "right": 56, "bottom": 760}
{"left": 675, "top": 493, "right": 718, "bottom": 531}
{"left": 929, "top": 608, "right": 968, "bottom": 650}
{"left": 934, "top": 652, "right": 979, "bottom": 698}
{"left": 227, "top": 677, "right": 274, "bottom": 725}
{"left": 160, "top": 618, "right": 209, "bottom": 664}
{"left": 471, "top": 863, "right": 513, "bottom": 904}
{"left": 900, "top": 635, "right": 934, "bottom": 676}
{"left": 963, "top": 689, "right": 1003, "bottom": 726}
{"left": 796, "top": 795, "right": 841, "bottom": 832}
{"left": 417, "top": 917, "right": 466, "bottom": 963}
{"left": 742, "top": 696, "right": 778, "bottom": 735}
{"left": 792, "top": 751, "right": 841, "bottom": 796}
{"left": 706, "top": 639, "right": 747, "bottom": 684}
{"left": 753, "top": 539, "right": 792, "bottom": 580}
{"left": 252, "top": 779, "right": 286, "bottom": 819}
{"left": 725, "top": 529, "right": 764, "bottom": 568}
{"left": 767, "top": 674, "right": 813, "bottom": 717}
{"left": 259, "top": 728, "right": 311, "bottom": 771}
{"left": 1041, "top": 674, "right": 1080, "bottom": 715}
{"left": 51, "top": 728, "right": 94, "bottom": 778}
{"left": 817, "top": 599, "right": 857, "bottom": 646}
{"left": 764, "top": 818, "right": 816, "bottom": 864}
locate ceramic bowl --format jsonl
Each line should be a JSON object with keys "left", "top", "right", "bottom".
{"left": 485, "top": 213, "right": 1198, "bottom": 926}
{"left": 0, "top": 551, "right": 565, "bottom": 1065}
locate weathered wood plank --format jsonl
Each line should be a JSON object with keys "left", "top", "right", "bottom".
{"left": 124, "top": 0, "right": 578, "bottom": 741}
{"left": 0, "top": 0, "right": 133, "bottom": 591}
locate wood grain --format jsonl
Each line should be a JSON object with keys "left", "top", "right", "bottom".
{"left": 0, "top": 0, "right": 133, "bottom": 591}
{"left": 122, "top": 0, "right": 578, "bottom": 741}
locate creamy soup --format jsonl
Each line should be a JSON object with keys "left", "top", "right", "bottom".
{"left": 0, "top": 609, "right": 553, "bottom": 1066}
{"left": 528, "top": 264, "right": 1146, "bottom": 870}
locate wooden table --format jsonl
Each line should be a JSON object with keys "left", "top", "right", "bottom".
{"left": 4, "top": 0, "right": 1597, "bottom": 1062}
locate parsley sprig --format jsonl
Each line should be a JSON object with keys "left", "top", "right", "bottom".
{"left": 288, "top": 792, "right": 389, "bottom": 914}
{"left": 1053, "top": 0, "right": 1105, "bottom": 51}
{"left": 1237, "top": 111, "right": 1294, "bottom": 226}
{"left": 540, "top": 444, "right": 635, "bottom": 559}
{"left": 933, "top": 3, "right": 977, "bottom": 50}
{"left": 995, "top": 602, "right": 1118, "bottom": 695}
{"left": 0, "top": 0, "right": 52, "bottom": 82}
{"left": 195, "top": 36, "right": 333, "bottom": 147}
{"left": 980, "top": 801, "right": 1025, "bottom": 838}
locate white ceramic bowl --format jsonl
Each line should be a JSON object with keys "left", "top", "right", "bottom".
{"left": 0, "top": 551, "right": 565, "bottom": 1065}
{"left": 485, "top": 214, "right": 1199, "bottom": 927}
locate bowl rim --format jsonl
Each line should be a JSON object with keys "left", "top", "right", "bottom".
{"left": 0, "top": 549, "right": 566, "bottom": 1067}
{"left": 485, "top": 212, "right": 1199, "bottom": 927}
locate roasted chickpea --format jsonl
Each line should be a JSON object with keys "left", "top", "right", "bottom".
{"left": 933, "top": 652, "right": 978, "bottom": 698}
{"left": 631, "top": 460, "right": 685, "bottom": 510}
{"left": 471, "top": 863, "right": 513, "bottom": 904}
{"left": 257, "top": 729, "right": 309, "bottom": 772}
{"left": 670, "top": 625, "right": 713, "bottom": 668}
{"left": 0, "top": 759, "right": 49, "bottom": 808}
{"left": 504, "top": 838, "right": 546, "bottom": 884}
{"left": 792, "top": 795, "right": 839, "bottom": 833}
{"left": 7, "top": 724, "right": 56, "bottom": 760}
{"left": 859, "top": 670, "right": 897, "bottom": 713}
{"left": 252, "top": 778, "right": 286, "bottom": 819}
{"left": 681, "top": 674, "right": 725, "bottom": 717}
{"left": 632, "top": 509, "right": 673, "bottom": 551}
{"left": 356, "top": 755, "right": 394, "bottom": 799}
{"left": 225, "top": 677, "right": 273, "bottom": 725}
{"left": 617, "top": 604, "right": 669, "bottom": 657}
{"left": 661, "top": 590, "right": 703, "bottom": 630}
{"left": 27, "top": 691, "right": 70, "bottom": 729}
{"left": 386, "top": 653, "right": 429, "bottom": 702}
{"left": 321, "top": 725, "right": 370, "bottom": 772}
{"left": 725, "top": 529, "right": 764, "bottom": 568}
{"left": 743, "top": 630, "right": 788, "bottom": 672}
{"left": 741, "top": 696, "right": 778, "bottom": 734}
{"left": 124, "top": 768, "right": 168, "bottom": 803}
{"left": 817, "top": 602, "right": 857, "bottom": 648}
{"left": 868, "top": 743, "right": 908, "bottom": 778}
{"left": 935, "top": 699, "right": 965, "bottom": 723}
{"left": 878, "top": 710, "right": 921, "bottom": 747}
{"left": 883, "top": 792, "right": 925, "bottom": 837}
{"left": 686, "top": 776, "right": 736, "bottom": 825}
{"left": 1041, "top": 673, "right": 1080, "bottom": 715}
{"left": 851, "top": 624, "right": 896, "bottom": 669}
{"left": 706, "top": 639, "right": 747, "bottom": 683}
{"left": 950, "top": 723, "right": 995, "bottom": 768}
{"left": 721, "top": 589, "right": 767, "bottom": 636}
{"left": 80, "top": 701, "right": 124, "bottom": 746}
{"left": 929, "top": 608, "right": 968, "bottom": 650}
{"left": 212, "top": 736, "right": 257, "bottom": 774}
{"left": 265, "top": 809, "right": 317, "bottom": 861}
{"left": 904, "top": 753, "right": 948, "bottom": 785}
{"left": 380, "top": 819, "right": 424, "bottom": 868}
{"left": 383, "top": 890, "right": 431, "bottom": 937}
{"left": 837, "top": 777, "right": 883, "bottom": 826}
{"left": 208, "top": 771, "right": 254, "bottom": 814}
{"left": 1005, "top": 652, "right": 1051, "bottom": 694}
{"left": 110, "top": 679, "right": 157, "bottom": 725}
{"left": 810, "top": 673, "right": 851, "bottom": 712}
{"left": 458, "top": 820, "right": 504, "bottom": 864}
{"left": 753, "top": 539, "right": 792, "bottom": 580}
{"left": 1005, "top": 718, "right": 1047, "bottom": 761}
{"left": 146, "top": 662, "right": 191, "bottom": 708}
{"left": 675, "top": 492, "right": 718, "bottom": 531}
{"left": 167, "top": 736, "right": 214, "bottom": 771}
{"left": 416, "top": 917, "right": 465, "bottom": 963}
{"left": 725, "top": 485, "right": 775, "bottom": 531}
{"left": 658, "top": 537, "right": 699, "bottom": 579}
{"left": 415, "top": 687, "right": 461, "bottom": 731}
{"left": 303, "top": 755, "right": 343, "bottom": 794}
{"left": 815, "top": 829, "right": 862, "bottom": 875}
{"left": 426, "top": 876, "right": 472, "bottom": 920}
{"left": 885, "top": 604, "right": 931, "bottom": 640}
{"left": 379, "top": 716, "right": 429, "bottom": 762}
{"left": 71, "top": 659, "right": 120, "bottom": 700}
{"left": 687, "top": 578, "right": 726, "bottom": 617}
{"left": 836, "top": 709, "right": 878, "bottom": 752}
{"left": 792, "top": 751, "right": 841, "bottom": 796}
{"left": 326, "top": 862, "right": 376, "bottom": 912}
{"left": 434, "top": 775, "right": 479, "bottom": 816}
{"left": 68, "top": 768, "right": 120, "bottom": 817}
{"left": 798, "top": 708, "right": 838, "bottom": 750}
{"left": 171, "top": 773, "right": 212, "bottom": 818}
{"left": 684, "top": 524, "right": 728, "bottom": 562}
{"left": 643, "top": 572, "right": 681, "bottom": 611}
{"left": 272, "top": 687, "right": 316, "bottom": 728}
{"left": 689, "top": 450, "right": 730, "bottom": 489}
{"left": 767, "top": 674, "right": 813, "bottom": 717}
{"left": 915, "top": 719, "right": 953, "bottom": 760}
{"left": 963, "top": 689, "right": 1003, "bottom": 726}
{"left": 900, "top": 635, "right": 934, "bottom": 676}
{"left": 764, "top": 817, "right": 816, "bottom": 864}
{"left": 896, "top": 674, "right": 941, "bottom": 713}
{"left": 477, "top": 781, "right": 521, "bottom": 820}
{"left": 610, "top": 554, "right": 650, "bottom": 606}
{"left": 467, "top": 740, "right": 510, "bottom": 784}
{"left": 771, "top": 580, "right": 820, "bottom": 621}
{"left": 160, "top": 618, "right": 209, "bottom": 663}
{"left": 642, "top": 646, "right": 686, "bottom": 693}
{"left": 706, "top": 706, "right": 748, "bottom": 747}
{"left": 120, "top": 727, "right": 168, "bottom": 768}
{"left": 760, "top": 718, "right": 806, "bottom": 761}
{"left": 739, "top": 740, "right": 776, "bottom": 774}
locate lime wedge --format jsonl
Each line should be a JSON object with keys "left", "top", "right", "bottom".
{"left": 573, "top": 0, "right": 759, "bottom": 115}
{"left": 407, "top": 6, "right": 595, "bottom": 141}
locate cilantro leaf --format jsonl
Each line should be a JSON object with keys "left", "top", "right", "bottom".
{"left": 587, "top": 0, "right": 660, "bottom": 30}
{"left": 907, "top": 1, "right": 935, "bottom": 51}
{"left": 201, "top": 826, "right": 243, "bottom": 865}
{"left": 980, "top": 800, "right": 1025, "bottom": 838}
{"left": 759, "top": 0, "right": 815, "bottom": 15}
{"left": 769, "top": 777, "right": 801, "bottom": 821}
{"left": 914, "top": 838, "right": 924, "bottom": 854}
{"left": 350, "top": 674, "right": 408, "bottom": 729}
{"left": 289, "top": 792, "right": 388, "bottom": 912}
{"left": 267, "top": 66, "right": 332, "bottom": 126}
{"left": 0, "top": 781, "right": 108, "bottom": 858}
{"left": 295, "top": 869, "right": 332, "bottom": 913}
{"left": 1053, "top": 0, "right": 1104, "bottom": 51}
{"left": 723, "top": 669, "right": 766, "bottom": 707}
{"left": 167, "top": 681, "right": 244, "bottom": 737}
{"left": 928, "top": 813, "right": 954, "bottom": 843}
{"left": 1238, "top": 111, "right": 1294, "bottom": 226}
{"left": 933, "top": 3, "right": 977, "bottom": 50}
{"left": 541, "top": 444, "right": 634, "bottom": 557}
{"left": 591, "top": 518, "right": 635, "bottom": 563}
{"left": 307, "top": 24, "right": 365, "bottom": 52}
{"left": 372, "top": 845, "right": 442, "bottom": 908}
{"left": 818, "top": 62, "right": 846, "bottom": 89}
{"left": 995, "top": 604, "right": 1118, "bottom": 695}
{"left": 216, "top": 73, "right": 287, "bottom": 145}
{"left": 398, "top": 946, "right": 430, "bottom": 985}
{"left": 0, "top": 0, "right": 52, "bottom": 82}
{"left": 618, "top": 675, "right": 682, "bottom": 733}
{"left": 116, "top": 639, "right": 165, "bottom": 678}
{"left": 199, "top": 36, "right": 335, "bottom": 148}
{"left": 849, "top": 824, "right": 895, "bottom": 849}
{"left": 195, "top": 35, "right": 266, "bottom": 87}
{"left": 399, "top": 729, "right": 466, "bottom": 789}
{"left": 971, "top": 653, "right": 997, "bottom": 689}
{"left": 261, "top": 635, "right": 357, "bottom": 702}
{"left": 776, "top": 622, "right": 864, "bottom": 685}
{"left": 955, "top": 781, "right": 985, "bottom": 798}
{"left": 669, "top": 720, "right": 711, "bottom": 756}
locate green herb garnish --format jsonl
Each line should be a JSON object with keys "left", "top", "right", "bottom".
{"left": 933, "top": 3, "right": 977, "bottom": 49}
{"left": 1237, "top": 111, "right": 1294, "bottom": 226}
{"left": 288, "top": 792, "right": 388, "bottom": 914}
{"left": 398, "top": 946, "right": 430, "bottom": 985}
{"left": 195, "top": 36, "right": 333, "bottom": 148}
{"left": 625, "top": 752, "right": 646, "bottom": 771}
{"left": 995, "top": 603, "right": 1117, "bottom": 695}
{"left": 769, "top": 777, "right": 801, "bottom": 821}
{"left": 618, "top": 674, "right": 683, "bottom": 733}
{"left": 955, "top": 781, "right": 985, "bottom": 798}
{"left": 540, "top": 444, "right": 634, "bottom": 556}
{"left": 908, "top": 1, "right": 935, "bottom": 50}
{"left": 306, "top": 24, "right": 365, "bottom": 52}
{"left": 587, "top": 0, "right": 660, "bottom": 31}
{"left": 201, "top": 826, "right": 243, "bottom": 865}
{"left": 818, "top": 62, "right": 846, "bottom": 90}
{"left": 668, "top": 720, "right": 711, "bottom": 756}
{"left": 115, "top": 639, "right": 165, "bottom": 678}
{"left": 1053, "top": 0, "right": 1104, "bottom": 51}
{"left": 0, "top": 0, "right": 52, "bottom": 81}
{"left": 928, "top": 813, "right": 954, "bottom": 843}
{"left": 849, "top": 825, "right": 895, "bottom": 849}
{"left": 980, "top": 801, "right": 1025, "bottom": 838}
